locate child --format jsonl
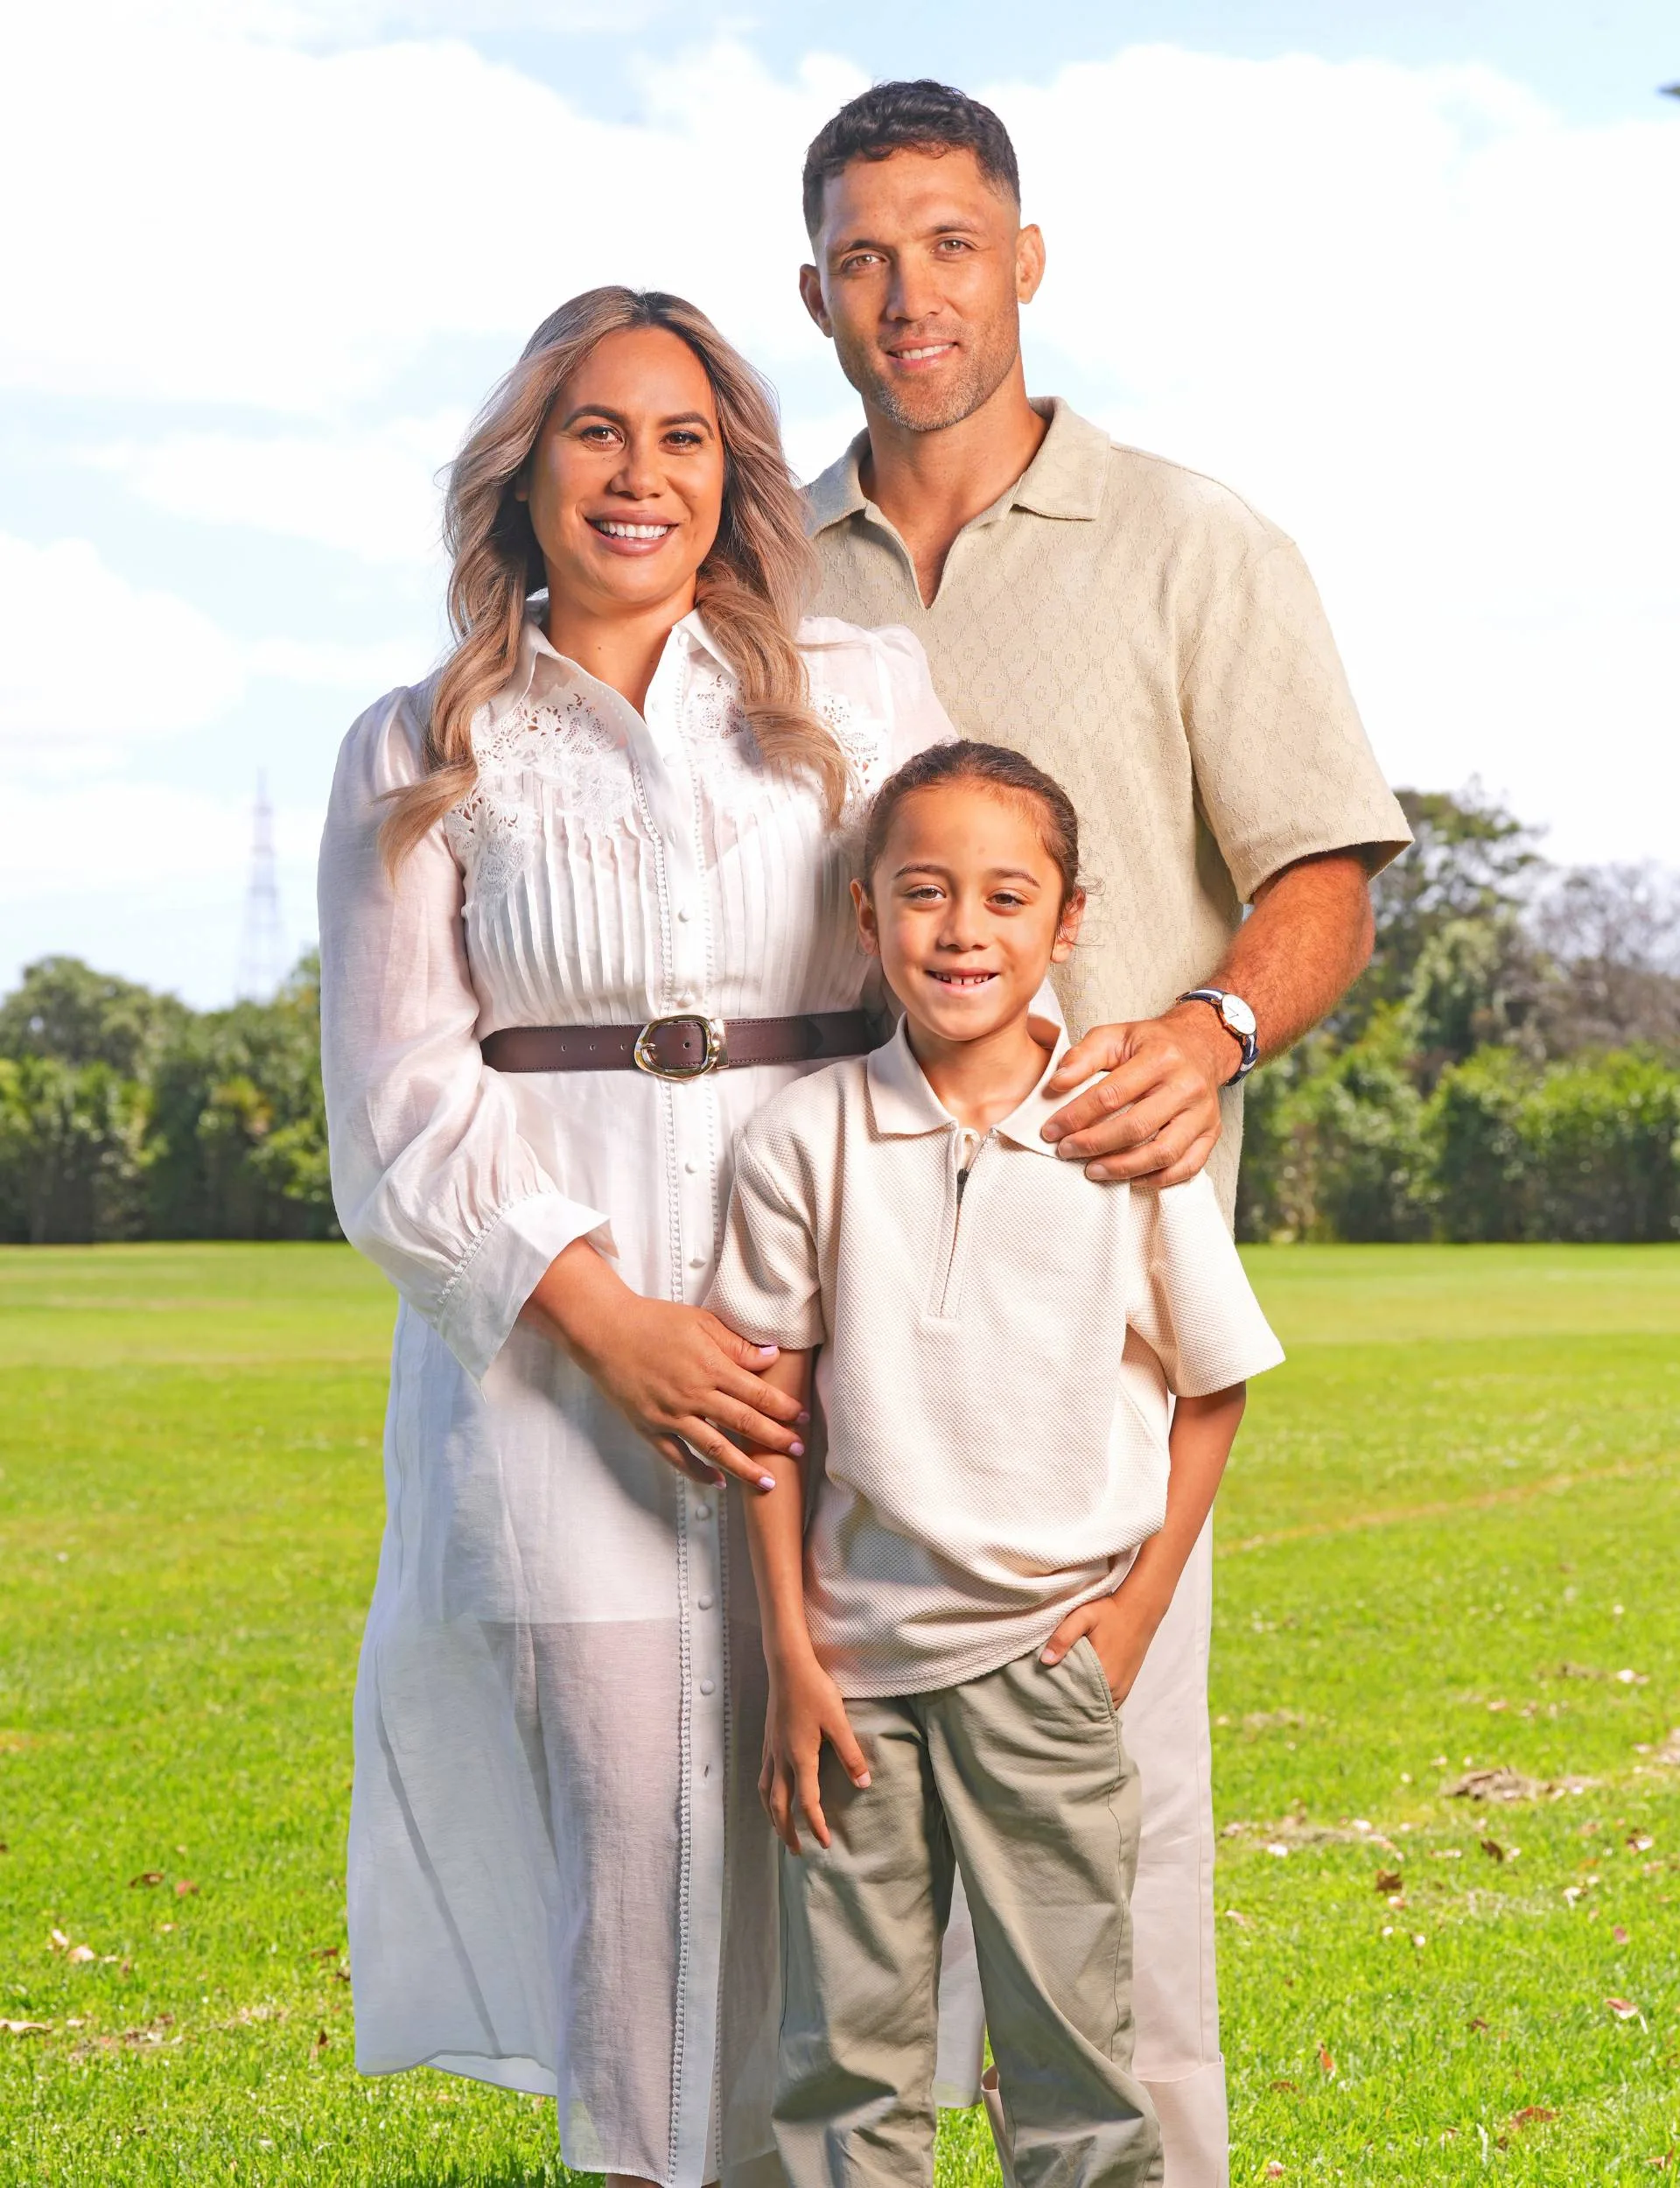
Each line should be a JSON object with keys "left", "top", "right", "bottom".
{"left": 706, "top": 742, "right": 1284, "bottom": 2188}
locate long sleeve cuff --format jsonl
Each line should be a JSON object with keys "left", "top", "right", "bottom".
{"left": 435, "top": 1190, "right": 612, "bottom": 1384}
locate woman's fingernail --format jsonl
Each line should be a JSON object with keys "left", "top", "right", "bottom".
{"left": 1040, "top": 1647, "right": 1057, "bottom": 1664}
{"left": 789, "top": 1441, "right": 805, "bottom": 1458}
{"left": 857, "top": 1772, "right": 872, "bottom": 1788}
{"left": 1040, "top": 1122, "right": 1063, "bottom": 1141}
{"left": 796, "top": 1409, "right": 811, "bottom": 1425}
{"left": 755, "top": 1343, "right": 778, "bottom": 1356}
{"left": 758, "top": 1474, "right": 776, "bottom": 1493}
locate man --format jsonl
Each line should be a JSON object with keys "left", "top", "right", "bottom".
{"left": 798, "top": 80, "right": 1410, "bottom": 2188}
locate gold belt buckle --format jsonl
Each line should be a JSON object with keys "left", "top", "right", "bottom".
{"left": 633, "top": 1013, "right": 729, "bottom": 1081}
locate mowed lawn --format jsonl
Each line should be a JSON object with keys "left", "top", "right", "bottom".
{"left": 1, "top": 1245, "right": 1676, "bottom": 2185}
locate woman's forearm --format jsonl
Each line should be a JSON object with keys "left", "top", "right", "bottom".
{"left": 738, "top": 1352, "right": 817, "bottom": 1672}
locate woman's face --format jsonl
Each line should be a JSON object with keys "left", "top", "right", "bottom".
{"left": 519, "top": 325, "right": 726, "bottom": 621}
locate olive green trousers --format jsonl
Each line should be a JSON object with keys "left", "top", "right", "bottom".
{"left": 774, "top": 1639, "right": 1164, "bottom": 2188}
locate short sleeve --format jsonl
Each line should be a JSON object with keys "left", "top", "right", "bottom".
{"left": 1179, "top": 535, "right": 1411, "bottom": 902}
{"left": 1127, "top": 1172, "right": 1284, "bottom": 1397}
{"left": 705, "top": 1142, "right": 827, "bottom": 1352}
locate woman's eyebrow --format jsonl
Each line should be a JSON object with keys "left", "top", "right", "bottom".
{"left": 556, "top": 404, "right": 715, "bottom": 431}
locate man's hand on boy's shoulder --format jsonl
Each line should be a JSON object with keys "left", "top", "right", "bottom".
{"left": 1040, "top": 1006, "right": 1236, "bottom": 1187}
{"left": 760, "top": 1652, "right": 872, "bottom": 1856}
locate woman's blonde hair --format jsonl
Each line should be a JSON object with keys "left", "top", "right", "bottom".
{"left": 380, "top": 285, "right": 844, "bottom": 869}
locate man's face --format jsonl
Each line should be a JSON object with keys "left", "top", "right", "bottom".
{"left": 801, "top": 146, "right": 1044, "bottom": 435}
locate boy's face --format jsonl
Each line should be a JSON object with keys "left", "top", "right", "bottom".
{"left": 853, "top": 782, "right": 1082, "bottom": 1047}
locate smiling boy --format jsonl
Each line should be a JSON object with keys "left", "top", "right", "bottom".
{"left": 706, "top": 743, "right": 1283, "bottom": 2188}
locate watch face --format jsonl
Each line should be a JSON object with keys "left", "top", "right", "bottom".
{"left": 1220, "top": 993, "right": 1257, "bottom": 1040}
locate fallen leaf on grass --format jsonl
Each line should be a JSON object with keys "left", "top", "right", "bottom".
{"left": 2, "top": 2021, "right": 51, "bottom": 2037}
{"left": 1510, "top": 2107, "right": 1557, "bottom": 2129}
{"left": 1375, "top": 1869, "right": 1403, "bottom": 1893}
{"left": 1264, "top": 2167, "right": 1285, "bottom": 2179}
{"left": 1648, "top": 2152, "right": 1674, "bottom": 2170}
{"left": 1318, "top": 2044, "right": 1336, "bottom": 2078}
{"left": 1480, "top": 1838, "right": 1506, "bottom": 1862}
{"left": 333, "top": 1967, "right": 351, "bottom": 1984}
{"left": 312, "top": 1946, "right": 340, "bottom": 1960}
{"left": 1270, "top": 2078, "right": 1298, "bottom": 2093}
{"left": 1614, "top": 1925, "right": 1629, "bottom": 1943}
{"left": 1606, "top": 1998, "right": 1642, "bottom": 2021}
{"left": 1467, "top": 2018, "right": 1490, "bottom": 2033}
{"left": 48, "top": 1929, "right": 71, "bottom": 1953}
{"left": 313, "top": 2028, "right": 329, "bottom": 2054}
{"left": 66, "top": 1946, "right": 95, "bottom": 1965}
{"left": 1222, "top": 1909, "right": 1252, "bottom": 1927}
{"left": 1628, "top": 1834, "right": 1656, "bottom": 1852}
{"left": 1263, "top": 1842, "right": 1290, "bottom": 1858}
{"left": 128, "top": 1872, "right": 164, "bottom": 1889}
{"left": 174, "top": 1880, "right": 199, "bottom": 1898}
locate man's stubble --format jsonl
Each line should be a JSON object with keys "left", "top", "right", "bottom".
{"left": 834, "top": 312, "right": 1021, "bottom": 437}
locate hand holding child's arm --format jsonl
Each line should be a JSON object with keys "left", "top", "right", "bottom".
{"left": 1040, "top": 1383, "right": 1247, "bottom": 1703}
{"left": 738, "top": 1350, "right": 871, "bottom": 1853}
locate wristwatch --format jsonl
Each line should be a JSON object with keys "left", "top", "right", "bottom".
{"left": 1176, "top": 988, "right": 1259, "bottom": 1083}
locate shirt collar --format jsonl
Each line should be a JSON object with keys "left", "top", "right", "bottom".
{"left": 803, "top": 397, "right": 1109, "bottom": 539}
{"left": 495, "top": 602, "right": 731, "bottom": 713}
{"left": 865, "top": 1014, "right": 1080, "bottom": 1158}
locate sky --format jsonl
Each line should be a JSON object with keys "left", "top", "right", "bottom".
{"left": 3, "top": 0, "right": 1676, "bottom": 1006}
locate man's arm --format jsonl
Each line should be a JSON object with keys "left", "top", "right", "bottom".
{"left": 1041, "top": 848, "right": 1376, "bottom": 1184}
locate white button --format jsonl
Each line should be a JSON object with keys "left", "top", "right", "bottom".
{"left": 697, "top": 1594, "right": 714, "bottom": 1612}
{"left": 699, "top": 1679, "right": 716, "bottom": 1697}
{"left": 684, "top": 1159, "right": 698, "bottom": 1175}
{"left": 689, "top": 1252, "right": 707, "bottom": 1270}
{"left": 694, "top": 1502, "right": 710, "bottom": 1521}
{"left": 676, "top": 907, "right": 693, "bottom": 923}
{"left": 675, "top": 990, "right": 696, "bottom": 1006}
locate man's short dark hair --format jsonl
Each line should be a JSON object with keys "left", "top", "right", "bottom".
{"left": 802, "top": 80, "right": 1020, "bottom": 239}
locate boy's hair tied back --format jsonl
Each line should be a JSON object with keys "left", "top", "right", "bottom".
{"left": 861, "top": 740, "right": 1083, "bottom": 908}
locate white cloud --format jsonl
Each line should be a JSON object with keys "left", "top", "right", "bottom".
{"left": 0, "top": 534, "right": 420, "bottom": 754}
{"left": 4, "top": 11, "right": 1677, "bottom": 910}
{"left": 0, "top": 774, "right": 321, "bottom": 904}
{"left": 0, "top": 536, "right": 248, "bottom": 744}
{"left": 83, "top": 412, "right": 465, "bottom": 565}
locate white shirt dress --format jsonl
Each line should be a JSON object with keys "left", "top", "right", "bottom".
{"left": 317, "top": 609, "right": 952, "bottom": 2187}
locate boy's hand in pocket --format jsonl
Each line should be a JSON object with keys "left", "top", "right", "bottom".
{"left": 1040, "top": 1581, "right": 1168, "bottom": 1706}
{"left": 760, "top": 1652, "right": 871, "bottom": 1854}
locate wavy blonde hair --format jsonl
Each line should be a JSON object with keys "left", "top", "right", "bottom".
{"left": 381, "top": 286, "right": 844, "bottom": 869}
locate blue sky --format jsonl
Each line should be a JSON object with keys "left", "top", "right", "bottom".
{"left": 4, "top": 1, "right": 1676, "bottom": 1004}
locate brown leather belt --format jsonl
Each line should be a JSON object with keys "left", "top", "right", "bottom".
{"left": 481, "top": 1011, "right": 875, "bottom": 1081}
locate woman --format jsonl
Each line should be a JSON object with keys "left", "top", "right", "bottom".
{"left": 318, "top": 288, "right": 951, "bottom": 2188}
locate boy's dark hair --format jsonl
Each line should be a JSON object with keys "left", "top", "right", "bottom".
{"left": 802, "top": 80, "right": 1020, "bottom": 239}
{"left": 861, "top": 740, "right": 1082, "bottom": 908}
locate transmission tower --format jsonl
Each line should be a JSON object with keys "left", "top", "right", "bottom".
{"left": 236, "top": 773, "right": 284, "bottom": 1000}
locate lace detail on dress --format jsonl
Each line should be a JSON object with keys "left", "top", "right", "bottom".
{"left": 446, "top": 691, "right": 644, "bottom": 904}
{"left": 681, "top": 663, "right": 767, "bottom": 807}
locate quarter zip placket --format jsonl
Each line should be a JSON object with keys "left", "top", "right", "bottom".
{"left": 936, "top": 1127, "right": 990, "bottom": 1319}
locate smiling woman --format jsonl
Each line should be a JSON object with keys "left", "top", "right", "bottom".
{"left": 314, "top": 287, "right": 956, "bottom": 2188}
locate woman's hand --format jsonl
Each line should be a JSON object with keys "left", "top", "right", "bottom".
{"left": 523, "top": 1239, "right": 807, "bottom": 1490}
{"left": 760, "top": 1650, "right": 870, "bottom": 1855}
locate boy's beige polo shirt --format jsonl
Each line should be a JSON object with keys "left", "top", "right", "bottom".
{"left": 806, "top": 401, "right": 1413, "bottom": 1219}
{"left": 706, "top": 1021, "right": 1283, "bottom": 1698}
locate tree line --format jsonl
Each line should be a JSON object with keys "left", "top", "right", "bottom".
{"left": 3, "top": 786, "right": 1677, "bottom": 1246}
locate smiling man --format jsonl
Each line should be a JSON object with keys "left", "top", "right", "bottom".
{"left": 799, "top": 80, "right": 1410, "bottom": 2188}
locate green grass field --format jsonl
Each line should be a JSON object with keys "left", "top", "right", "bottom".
{"left": 2, "top": 1243, "right": 1676, "bottom": 2184}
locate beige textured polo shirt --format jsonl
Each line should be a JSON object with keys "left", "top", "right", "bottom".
{"left": 806, "top": 401, "right": 1412, "bottom": 1219}
{"left": 706, "top": 1020, "right": 1283, "bottom": 1698}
